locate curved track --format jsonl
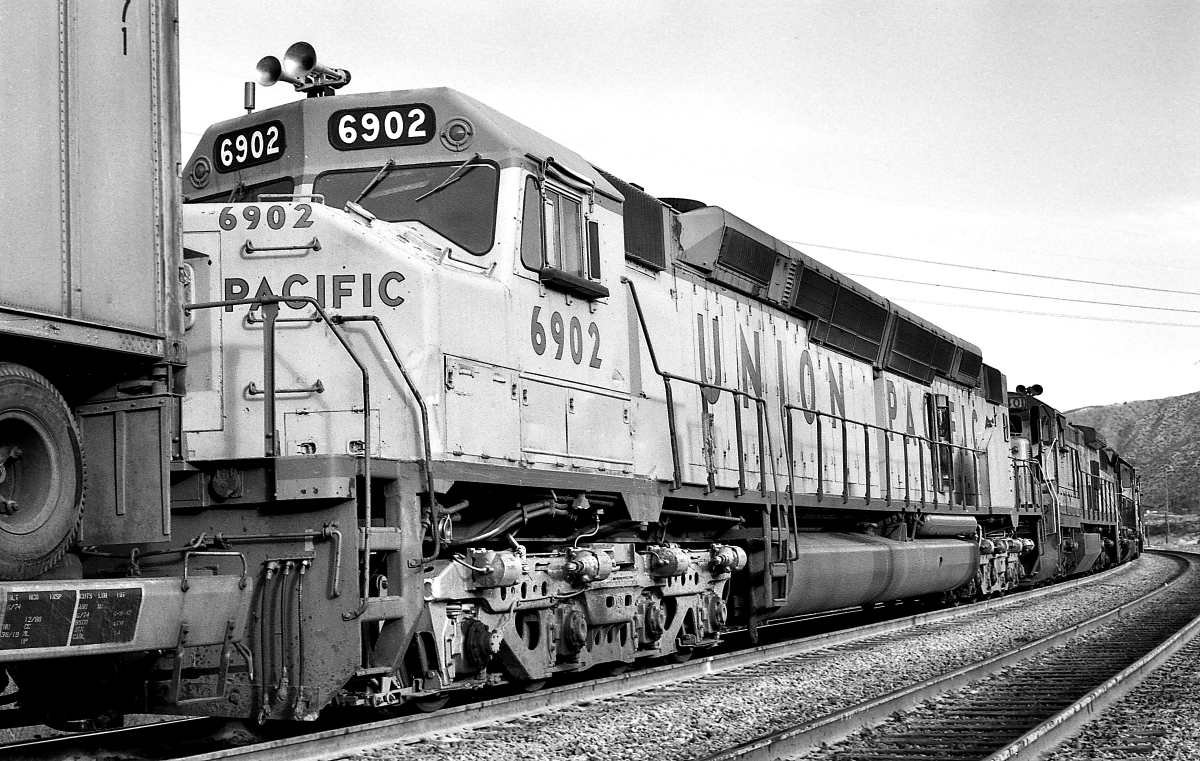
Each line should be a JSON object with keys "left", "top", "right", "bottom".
{"left": 702, "top": 549, "right": 1200, "bottom": 761}
{"left": 1, "top": 552, "right": 1172, "bottom": 761}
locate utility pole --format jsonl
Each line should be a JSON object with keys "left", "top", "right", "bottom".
{"left": 1166, "top": 479, "right": 1171, "bottom": 547}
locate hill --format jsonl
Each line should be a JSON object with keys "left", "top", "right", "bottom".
{"left": 1067, "top": 389, "right": 1200, "bottom": 543}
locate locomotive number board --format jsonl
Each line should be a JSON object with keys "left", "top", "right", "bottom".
{"left": 214, "top": 120, "right": 286, "bottom": 173}
{"left": 329, "top": 104, "right": 436, "bottom": 150}
{"left": 0, "top": 587, "right": 142, "bottom": 649}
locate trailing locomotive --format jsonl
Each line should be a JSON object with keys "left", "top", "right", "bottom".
{"left": 1008, "top": 387, "right": 1142, "bottom": 578}
{"left": 0, "top": 11, "right": 1141, "bottom": 729}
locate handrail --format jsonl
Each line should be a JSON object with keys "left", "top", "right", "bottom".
{"left": 620, "top": 275, "right": 1020, "bottom": 607}
{"left": 622, "top": 278, "right": 791, "bottom": 574}
{"left": 622, "top": 277, "right": 773, "bottom": 494}
{"left": 781, "top": 401, "right": 988, "bottom": 510}
{"left": 622, "top": 277, "right": 994, "bottom": 514}
{"left": 185, "top": 295, "right": 375, "bottom": 629}
{"left": 331, "top": 315, "right": 441, "bottom": 566}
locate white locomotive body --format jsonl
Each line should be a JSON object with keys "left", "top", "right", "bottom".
{"left": 0, "top": 30, "right": 1140, "bottom": 727}
{"left": 164, "top": 83, "right": 1056, "bottom": 715}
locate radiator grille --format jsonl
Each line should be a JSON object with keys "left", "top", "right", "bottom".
{"left": 594, "top": 168, "right": 666, "bottom": 270}
{"left": 716, "top": 227, "right": 777, "bottom": 284}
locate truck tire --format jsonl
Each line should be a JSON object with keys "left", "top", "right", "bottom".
{"left": 0, "top": 363, "right": 85, "bottom": 579}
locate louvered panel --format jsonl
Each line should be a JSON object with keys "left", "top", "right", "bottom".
{"left": 594, "top": 167, "right": 666, "bottom": 270}
{"left": 931, "top": 337, "right": 956, "bottom": 377}
{"left": 716, "top": 227, "right": 777, "bottom": 284}
{"left": 780, "top": 260, "right": 801, "bottom": 306}
{"left": 885, "top": 317, "right": 936, "bottom": 383}
{"left": 956, "top": 350, "right": 983, "bottom": 386}
{"left": 791, "top": 269, "right": 838, "bottom": 328}
{"left": 982, "top": 364, "right": 1005, "bottom": 404}
{"left": 825, "top": 288, "right": 888, "bottom": 363}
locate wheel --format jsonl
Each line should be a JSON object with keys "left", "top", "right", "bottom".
{"left": 0, "top": 364, "right": 85, "bottom": 580}
{"left": 521, "top": 679, "right": 548, "bottom": 692}
{"left": 409, "top": 694, "right": 450, "bottom": 713}
{"left": 666, "top": 649, "right": 693, "bottom": 664}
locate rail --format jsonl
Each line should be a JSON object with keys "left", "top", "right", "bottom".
{"left": 58, "top": 556, "right": 1139, "bottom": 761}
{"left": 696, "top": 551, "right": 1192, "bottom": 761}
{"left": 783, "top": 402, "right": 987, "bottom": 510}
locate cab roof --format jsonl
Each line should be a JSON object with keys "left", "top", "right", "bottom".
{"left": 184, "top": 87, "right": 621, "bottom": 202}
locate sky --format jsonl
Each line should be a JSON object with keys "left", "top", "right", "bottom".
{"left": 179, "top": 1, "right": 1200, "bottom": 412}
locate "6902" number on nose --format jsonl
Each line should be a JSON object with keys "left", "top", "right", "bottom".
{"left": 328, "top": 104, "right": 436, "bottom": 151}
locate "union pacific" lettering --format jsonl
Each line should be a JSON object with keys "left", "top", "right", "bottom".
{"left": 223, "top": 271, "right": 405, "bottom": 312}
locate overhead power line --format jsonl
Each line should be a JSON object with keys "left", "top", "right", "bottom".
{"left": 788, "top": 240, "right": 1200, "bottom": 298}
{"left": 891, "top": 298, "right": 1200, "bottom": 328}
{"left": 847, "top": 273, "right": 1200, "bottom": 315}
{"left": 645, "top": 156, "right": 1163, "bottom": 239}
{"left": 871, "top": 231, "right": 1200, "bottom": 275}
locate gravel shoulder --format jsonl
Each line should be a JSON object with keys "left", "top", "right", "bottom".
{"left": 341, "top": 553, "right": 1177, "bottom": 761}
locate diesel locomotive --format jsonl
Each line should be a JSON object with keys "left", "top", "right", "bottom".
{"left": 0, "top": 2, "right": 1141, "bottom": 729}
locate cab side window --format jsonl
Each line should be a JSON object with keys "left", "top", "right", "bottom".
{"left": 520, "top": 174, "right": 608, "bottom": 299}
{"left": 520, "top": 177, "right": 543, "bottom": 271}
{"left": 546, "top": 187, "right": 584, "bottom": 276}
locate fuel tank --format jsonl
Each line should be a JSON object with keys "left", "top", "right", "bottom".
{"left": 774, "top": 533, "right": 979, "bottom": 616}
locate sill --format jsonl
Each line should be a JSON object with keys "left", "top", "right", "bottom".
{"left": 538, "top": 267, "right": 610, "bottom": 300}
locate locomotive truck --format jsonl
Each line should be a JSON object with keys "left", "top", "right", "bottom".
{"left": 0, "top": 0, "right": 1140, "bottom": 729}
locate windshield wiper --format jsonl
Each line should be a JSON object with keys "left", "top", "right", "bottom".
{"left": 414, "top": 153, "right": 482, "bottom": 202}
{"left": 353, "top": 159, "right": 396, "bottom": 205}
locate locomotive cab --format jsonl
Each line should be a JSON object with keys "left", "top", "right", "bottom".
{"left": 181, "top": 87, "right": 633, "bottom": 471}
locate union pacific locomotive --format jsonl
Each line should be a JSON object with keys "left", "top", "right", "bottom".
{"left": 0, "top": 5, "right": 1140, "bottom": 729}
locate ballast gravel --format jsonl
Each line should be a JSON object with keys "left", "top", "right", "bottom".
{"left": 338, "top": 553, "right": 1178, "bottom": 761}
{"left": 1044, "top": 620, "right": 1200, "bottom": 761}
{"left": 795, "top": 558, "right": 1200, "bottom": 760}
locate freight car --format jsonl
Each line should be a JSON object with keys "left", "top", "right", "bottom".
{"left": 0, "top": 0, "right": 181, "bottom": 579}
{"left": 0, "top": 0, "right": 254, "bottom": 729}
{"left": 0, "top": 22, "right": 1141, "bottom": 729}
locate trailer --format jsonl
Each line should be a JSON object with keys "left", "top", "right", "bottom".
{"left": 0, "top": 0, "right": 181, "bottom": 579}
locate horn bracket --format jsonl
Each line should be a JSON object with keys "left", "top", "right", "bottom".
{"left": 256, "top": 42, "right": 351, "bottom": 97}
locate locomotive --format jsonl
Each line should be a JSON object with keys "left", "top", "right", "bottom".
{"left": 0, "top": 3, "right": 1140, "bottom": 729}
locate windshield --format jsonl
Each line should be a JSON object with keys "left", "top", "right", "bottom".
{"left": 314, "top": 162, "right": 499, "bottom": 254}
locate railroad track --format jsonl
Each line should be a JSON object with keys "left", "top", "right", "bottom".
{"left": 704, "top": 549, "right": 1200, "bottom": 761}
{"left": 1043, "top": 591, "right": 1200, "bottom": 760}
{"left": 0, "top": 553, "right": 1179, "bottom": 761}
